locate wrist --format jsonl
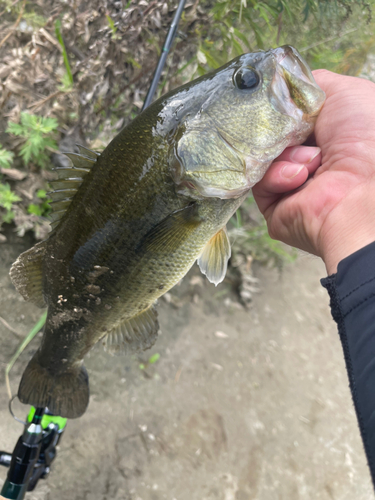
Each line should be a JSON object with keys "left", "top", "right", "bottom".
{"left": 319, "top": 197, "right": 375, "bottom": 274}
{"left": 322, "top": 233, "right": 375, "bottom": 275}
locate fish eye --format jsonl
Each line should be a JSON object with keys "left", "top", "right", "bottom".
{"left": 234, "top": 68, "right": 259, "bottom": 90}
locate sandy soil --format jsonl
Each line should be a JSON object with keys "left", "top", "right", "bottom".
{"left": 0, "top": 231, "right": 373, "bottom": 500}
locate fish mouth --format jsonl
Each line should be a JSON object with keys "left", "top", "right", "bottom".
{"left": 270, "top": 45, "right": 325, "bottom": 118}
{"left": 275, "top": 45, "right": 315, "bottom": 85}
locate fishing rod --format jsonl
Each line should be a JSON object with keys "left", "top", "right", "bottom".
{"left": 142, "top": 0, "right": 187, "bottom": 110}
{"left": 0, "top": 2, "right": 187, "bottom": 498}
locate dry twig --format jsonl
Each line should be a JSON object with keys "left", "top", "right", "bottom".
{"left": 0, "top": 0, "right": 26, "bottom": 49}
{"left": 0, "top": 315, "right": 23, "bottom": 339}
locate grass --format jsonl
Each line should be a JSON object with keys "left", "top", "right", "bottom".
{"left": 55, "top": 19, "right": 74, "bottom": 88}
{"left": 5, "top": 311, "right": 47, "bottom": 400}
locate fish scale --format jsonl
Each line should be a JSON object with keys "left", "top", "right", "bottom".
{"left": 10, "top": 46, "right": 325, "bottom": 418}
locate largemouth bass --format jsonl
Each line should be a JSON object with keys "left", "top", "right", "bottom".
{"left": 10, "top": 46, "right": 325, "bottom": 418}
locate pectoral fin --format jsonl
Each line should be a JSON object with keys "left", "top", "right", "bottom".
{"left": 197, "top": 226, "right": 231, "bottom": 286}
{"left": 102, "top": 306, "right": 159, "bottom": 355}
{"left": 141, "top": 204, "right": 202, "bottom": 254}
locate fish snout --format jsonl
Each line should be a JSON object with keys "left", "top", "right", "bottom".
{"left": 272, "top": 45, "right": 326, "bottom": 117}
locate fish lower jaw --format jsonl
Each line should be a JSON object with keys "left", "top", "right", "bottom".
{"left": 244, "top": 157, "right": 273, "bottom": 188}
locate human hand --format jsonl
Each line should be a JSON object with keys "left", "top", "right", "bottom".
{"left": 252, "top": 70, "right": 375, "bottom": 274}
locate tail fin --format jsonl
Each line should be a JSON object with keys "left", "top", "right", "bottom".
{"left": 18, "top": 350, "right": 89, "bottom": 419}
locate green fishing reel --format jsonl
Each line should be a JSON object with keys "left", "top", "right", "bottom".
{"left": 27, "top": 406, "right": 67, "bottom": 431}
{"left": 0, "top": 407, "right": 67, "bottom": 500}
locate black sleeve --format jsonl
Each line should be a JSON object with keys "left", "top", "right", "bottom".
{"left": 321, "top": 241, "right": 375, "bottom": 487}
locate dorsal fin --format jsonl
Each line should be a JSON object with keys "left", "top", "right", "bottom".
{"left": 77, "top": 144, "right": 100, "bottom": 159}
{"left": 47, "top": 146, "right": 99, "bottom": 233}
{"left": 63, "top": 153, "right": 96, "bottom": 169}
{"left": 102, "top": 306, "right": 159, "bottom": 356}
{"left": 54, "top": 166, "right": 91, "bottom": 179}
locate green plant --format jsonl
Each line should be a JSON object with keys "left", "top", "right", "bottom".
{"left": 0, "top": 183, "right": 21, "bottom": 224}
{"left": 106, "top": 14, "right": 119, "bottom": 39}
{"left": 6, "top": 112, "right": 58, "bottom": 168}
{"left": 139, "top": 353, "right": 160, "bottom": 370}
{"left": 27, "top": 189, "right": 51, "bottom": 217}
{"left": 185, "top": 0, "right": 375, "bottom": 80}
{"left": 0, "top": 145, "right": 14, "bottom": 169}
{"left": 55, "top": 19, "right": 74, "bottom": 87}
{"left": 57, "top": 72, "right": 74, "bottom": 92}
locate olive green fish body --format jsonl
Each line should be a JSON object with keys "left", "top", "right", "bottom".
{"left": 10, "top": 46, "right": 325, "bottom": 418}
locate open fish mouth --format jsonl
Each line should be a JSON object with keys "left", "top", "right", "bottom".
{"left": 275, "top": 45, "right": 315, "bottom": 84}
{"left": 271, "top": 45, "right": 325, "bottom": 118}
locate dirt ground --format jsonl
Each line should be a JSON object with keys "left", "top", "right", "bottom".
{"left": 0, "top": 230, "right": 373, "bottom": 500}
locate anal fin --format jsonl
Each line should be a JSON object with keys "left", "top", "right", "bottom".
{"left": 10, "top": 241, "right": 47, "bottom": 308}
{"left": 197, "top": 226, "right": 231, "bottom": 286}
{"left": 102, "top": 306, "right": 159, "bottom": 356}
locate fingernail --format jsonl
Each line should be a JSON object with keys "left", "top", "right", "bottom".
{"left": 289, "top": 146, "right": 321, "bottom": 164}
{"left": 281, "top": 164, "right": 304, "bottom": 179}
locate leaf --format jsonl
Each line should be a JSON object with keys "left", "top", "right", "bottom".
{"left": 0, "top": 183, "right": 21, "bottom": 211}
{"left": 148, "top": 353, "right": 160, "bottom": 364}
{"left": 106, "top": 14, "right": 117, "bottom": 35}
{"left": 0, "top": 146, "right": 14, "bottom": 169}
{"left": 28, "top": 204, "right": 42, "bottom": 216}
{"left": 6, "top": 122, "right": 24, "bottom": 136}
{"left": 37, "top": 189, "right": 47, "bottom": 198}
{"left": 233, "top": 28, "right": 252, "bottom": 50}
{"left": 231, "top": 36, "right": 244, "bottom": 57}
{"left": 2, "top": 210, "right": 15, "bottom": 224}
{"left": 55, "top": 19, "right": 73, "bottom": 86}
{"left": 197, "top": 65, "right": 206, "bottom": 77}
{"left": 7, "top": 113, "right": 58, "bottom": 168}
{"left": 248, "top": 18, "right": 264, "bottom": 49}
{"left": 200, "top": 48, "right": 221, "bottom": 69}
{"left": 58, "top": 72, "right": 74, "bottom": 92}
{"left": 38, "top": 117, "right": 58, "bottom": 134}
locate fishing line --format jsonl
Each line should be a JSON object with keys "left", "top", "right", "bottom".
{"left": 8, "top": 396, "right": 27, "bottom": 427}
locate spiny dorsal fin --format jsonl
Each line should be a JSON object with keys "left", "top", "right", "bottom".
{"left": 63, "top": 153, "right": 96, "bottom": 169}
{"left": 10, "top": 241, "right": 47, "bottom": 308}
{"left": 197, "top": 226, "right": 231, "bottom": 286}
{"left": 77, "top": 144, "right": 100, "bottom": 159}
{"left": 47, "top": 146, "right": 100, "bottom": 233}
{"left": 49, "top": 178, "right": 84, "bottom": 191}
{"left": 54, "top": 166, "right": 91, "bottom": 179}
{"left": 102, "top": 306, "right": 159, "bottom": 356}
{"left": 48, "top": 188, "right": 77, "bottom": 202}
